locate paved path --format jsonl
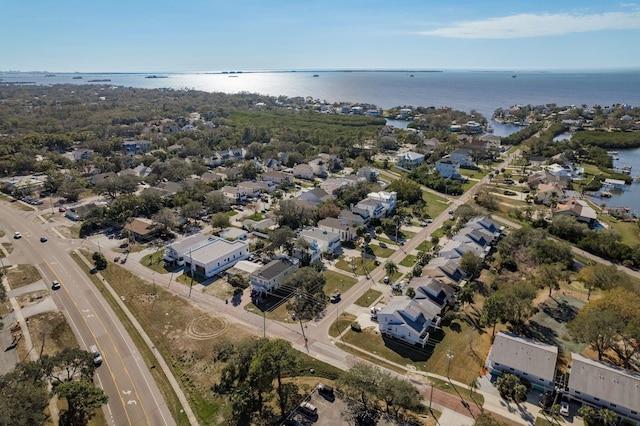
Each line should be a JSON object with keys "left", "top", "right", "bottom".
{"left": 7, "top": 279, "right": 47, "bottom": 298}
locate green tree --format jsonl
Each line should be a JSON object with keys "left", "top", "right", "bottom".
{"left": 384, "top": 261, "right": 398, "bottom": 278}
{"left": 458, "top": 281, "right": 478, "bottom": 308}
{"left": 578, "top": 405, "right": 596, "bottom": 425}
{"left": 567, "top": 299, "right": 620, "bottom": 361}
{"left": 495, "top": 373, "right": 527, "bottom": 402}
{"left": 152, "top": 207, "right": 176, "bottom": 232}
{"left": 249, "top": 339, "right": 299, "bottom": 420}
{"left": 210, "top": 212, "right": 230, "bottom": 229}
{"left": 92, "top": 252, "right": 107, "bottom": 270}
{"left": 285, "top": 267, "right": 327, "bottom": 320}
{"left": 459, "top": 252, "right": 483, "bottom": 279}
{"left": 577, "top": 263, "right": 628, "bottom": 300}
{"left": 599, "top": 407, "right": 617, "bottom": 425}
{"left": 0, "top": 368, "right": 48, "bottom": 426}
{"left": 54, "top": 380, "right": 109, "bottom": 426}
{"left": 406, "top": 287, "right": 416, "bottom": 298}
{"left": 47, "top": 347, "right": 96, "bottom": 383}
{"left": 481, "top": 294, "right": 505, "bottom": 337}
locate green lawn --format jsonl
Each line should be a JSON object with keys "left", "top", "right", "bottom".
{"left": 335, "top": 258, "right": 377, "bottom": 276}
{"left": 354, "top": 289, "right": 382, "bottom": 307}
{"left": 245, "top": 212, "right": 264, "bottom": 221}
{"left": 369, "top": 243, "right": 395, "bottom": 258}
{"left": 605, "top": 219, "right": 640, "bottom": 246}
{"left": 140, "top": 249, "right": 173, "bottom": 274}
{"left": 329, "top": 313, "right": 357, "bottom": 338}
{"left": 400, "top": 254, "right": 418, "bottom": 268}
{"left": 323, "top": 270, "right": 358, "bottom": 296}
{"left": 459, "top": 168, "right": 490, "bottom": 179}
{"left": 416, "top": 240, "right": 433, "bottom": 252}
{"left": 422, "top": 190, "right": 449, "bottom": 218}
{"left": 340, "top": 310, "right": 492, "bottom": 386}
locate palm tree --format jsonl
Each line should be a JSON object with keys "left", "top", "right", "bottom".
{"left": 384, "top": 261, "right": 398, "bottom": 278}
{"left": 578, "top": 405, "right": 596, "bottom": 425}
{"left": 599, "top": 408, "right": 617, "bottom": 426}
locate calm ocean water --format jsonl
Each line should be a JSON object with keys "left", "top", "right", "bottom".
{"left": 2, "top": 70, "right": 640, "bottom": 127}
{"left": 4, "top": 69, "right": 640, "bottom": 210}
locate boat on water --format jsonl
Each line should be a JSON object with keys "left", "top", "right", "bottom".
{"left": 88, "top": 79, "right": 111, "bottom": 82}
{"left": 72, "top": 76, "right": 82, "bottom": 79}
{"left": 607, "top": 151, "right": 619, "bottom": 155}
{"left": 512, "top": 75, "right": 516, "bottom": 78}
{"left": 45, "top": 74, "right": 56, "bottom": 77}
{"left": 313, "top": 74, "right": 319, "bottom": 77}
{"left": 145, "top": 75, "right": 168, "bottom": 79}
{"left": 409, "top": 74, "right": 414, "bottom": 77}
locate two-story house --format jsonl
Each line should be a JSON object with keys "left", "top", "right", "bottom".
{"left": 299, "top": 228, "right": 341, "bottom": 254}
{"left": 250, "top": 257, "right": 299, "bottom": 296}
{"left": 220, "top": 186, "right": 248, "bottom": 204}
{"left": 396, "top": 152, "right": 426, "bottom": 170}
{"left": 435, "top": 158, "right": 463, "bottom": 180}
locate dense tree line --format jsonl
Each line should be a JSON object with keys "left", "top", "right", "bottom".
{"left": 0, "top": 348, "right": 108, "bottom": 426}
{"left": 572, "top": 129, "right": 640, "bottom": 149}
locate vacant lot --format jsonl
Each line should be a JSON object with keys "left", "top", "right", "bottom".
{"left": 6, "top": 264, "right": 41, "bottom": 290}
{"left": 354, "top": 289, "right": 382, "bottom": 308}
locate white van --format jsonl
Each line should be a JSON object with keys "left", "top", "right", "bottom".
{"left": 299, "top": 401, "right": 317, "bottom": 416}
{"left": 90, "top": 345, "right": 103, "bottom": 366}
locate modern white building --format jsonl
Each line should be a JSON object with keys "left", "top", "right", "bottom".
{"left": 163, "top": 234, "right": 211, "bottom": 266}
{"left": 182, "top": 237, "right": 250, "bottom": 278}
{"left": 486, "top": 332, "right": 558, "bottom": 391}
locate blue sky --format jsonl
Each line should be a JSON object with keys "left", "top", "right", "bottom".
{"left": 2, "top": 0, "right": 640, "bottom": 72}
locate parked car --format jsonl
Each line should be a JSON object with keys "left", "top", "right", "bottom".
{"left": 560, "top": 401, "right": 569, "bottom": 417}
{"left": 383, "top": 276, "right": 390, "bottom": 284}
{"left": 299, "top": 401, "right": 317, "bottom": 417}
{"left": 318, "top": 383, "right": 334, "bottom": 399}
{"left": 58, "top": 206, "right": 66, "bottom": 212}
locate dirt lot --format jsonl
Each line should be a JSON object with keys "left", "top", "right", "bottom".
{"left": 6, "top": 264, "right": 42, "bottom": 290}
{"left": 20, "top": 311, "right": 78, "bottom": 358}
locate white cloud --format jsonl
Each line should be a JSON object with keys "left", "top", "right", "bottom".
{"left": 418, "top": 11, "right": 640, "bottom": 39}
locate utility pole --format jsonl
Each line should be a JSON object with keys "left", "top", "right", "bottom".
{"left": 446, "top": 347, "right": 454, "bottom": 381}
{"left": 298, "top": 317, "right": 309, "bottom": 353}
{"left": 263, "top": 310, "right": 266, "bottom": 339}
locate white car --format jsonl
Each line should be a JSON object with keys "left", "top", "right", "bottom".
{"left": 52, "top": 280, "right": 61, "bottom": 290}
{"left": 14, "top": 232, "right": 22, "bottom": 239}
{"left": 559, "top": 401, "right": 569, "bottom": 416}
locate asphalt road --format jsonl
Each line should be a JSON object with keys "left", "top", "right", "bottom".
{"left": 0, "top": 201, "right": 175, "bottom": 426}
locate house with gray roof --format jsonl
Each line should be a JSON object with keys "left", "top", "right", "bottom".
{"left": 299, "top": 228, "right": 341, "bottom": 254}
{"left": 338, "top": 208, "right": 370, "bottom": 226}
{"left": 566, "top": 353, "right": 640, "bottom": 422}
{"left": 421, "top": 257, "right": 467, "bottom": 285}
{"left": 181, "top": 237, "right": 249, "bottom": 278}
{"left": 250, "top": 257, "right": 299, "bottom": 295}
{"left": 298, "top": 187, "right": 334, "bottom": 204}
{"left": 411, "top": 276, "right": 456, "bottom": 309}
{"left": 318, "top": 217, "right": 354, "bottom": 241}
{"left": 396, "top": 151, "right": 426, "bottom": 170}
{"left": 377, "top": 296, "right": 442, "bottom": 348}
{"left": 438, "top": 239, "right": 489, "bottom": 260}
{"left": 486, "top": 332, "right": 558, "bottom": 391}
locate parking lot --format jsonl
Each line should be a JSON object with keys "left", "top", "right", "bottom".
{"left": 286, "top": 384, "right": 410, "bottom": 426}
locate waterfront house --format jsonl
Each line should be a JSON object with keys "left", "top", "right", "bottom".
{"left": 464, "top": 121, "right": 483, "bottom": 134}
{"left": 486, "top": 332, "right": 558, "bottom": 392}
{"left": 536, "top": 182, "right": 565, "bottom": 205}
{"left": 553, "top": 198, "right": 597, "bottom": 227}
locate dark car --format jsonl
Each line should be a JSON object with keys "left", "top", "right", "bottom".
{"left": 52, "top": 280, "right": 61, "bottom": 290}
{"left": 330, "top": 292, "right": 341, "bottom": 303}
{"left": 318, "top": 383, "right": 334, "bottom": 399}
{"left": 40, "top": 236, "right": 47, "bottom": 243}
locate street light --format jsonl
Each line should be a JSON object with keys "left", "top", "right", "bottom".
{"left": 446, "top": 349, "right": 454, "bottom": 380}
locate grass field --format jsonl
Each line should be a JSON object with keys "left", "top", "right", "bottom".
{"left": 400, "top": 254, "right": 418, "bottom": 267}
{"left": 6, "top": 264, "right": 42, "bottom": 290}
{"left": 422, "top": 191, "right": 449, "bottom": 218}
{"left": 335, "top": 258, "right": 377, "bottom": 276}
{"left": 140, "top": 248, "right": 173, "bottom": 274}
{"left": 323, "top": 270, "right": 358, "bottom": 296}
{"left": 329, "top": 313, "right": 357, "bottom": 338}
{"left": 354, "top": 289, "right": 382, "bottom": 307}
{"left": 369, "top": 243, "right": 395, "bottom": 258}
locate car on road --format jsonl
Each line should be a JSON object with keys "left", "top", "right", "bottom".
{"left": 448, "top": 209, "right": 454, "bottom": 214}
{"left": 560, "top": 401, "right": 569, "bottom": 416}
{"left": 40, "top": 236, "right": 47, "bottom": 242}
{"left": 90, "top": 345, "right": 103, "bottom": 366}
{"left": 13, "top": 232, "right": 21, "bottom": 239}
{"left": 58, "top": 206, "right": 66, "bottom": 212}
{"left": 330, "top": 291, "right": 341, "bottom": 303}
{"left": 52, "top": 280, "right": 61, "bottom": 290}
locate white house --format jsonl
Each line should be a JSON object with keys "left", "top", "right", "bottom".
{"left": 299, "top": 228, "right": 341, "bottom": 254}
{"left": 250, "top": 257, "right": 299, "bottom": 295}
{"left": 377, "top": 296, "right": 442, "bottom": 348}
{"left": 221, "top": 186, "right": 248, "bottom": 204}
{"left": 218, "top": 227, "right": 248, "bottom": 241}
{"left": 339, "top": 208, "right": 370, "bottom": 226}
{"left": 566, "top": 353, "right": 640, "bottom": 423}
{"left": 396, "top": 151, "right": 426, "bottom": 170}
{"left": 317, "top": 217, "right": 354, "bottom": 241}
{"left": 438, "top": 239, "right": 488, "bottom": 260}
{"left": 366, "top": 191, "right": 396, "bottom": 214}
{"left": 486, "top": 332, "right": 558, "bottom": 391}
{"left": 262, "top": 170, "right": 293, "bottom": 186}
{"left": 293, "top": 163, "right": 315, "bottom": 180}
{"left": 182, "top": 237, "right": 250, "bottom": 278}
{"left": 435, "top": 158, "right": 463, "bottom": 180}
{"left": 449, "top": 148, "right": 475, "bottom": 168}
{"left": 355, "top": 199, "right": 387, "bottom": 220}
{"left": 298, "top": 187, "right": 334, "bottom": 204}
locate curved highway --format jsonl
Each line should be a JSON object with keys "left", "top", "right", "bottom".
{"left": 0, "top": 200, "right": 175, "bottom": 426}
